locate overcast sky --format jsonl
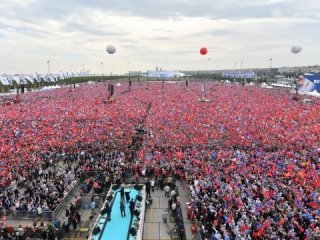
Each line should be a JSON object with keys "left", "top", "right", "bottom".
{"left": 0, "top": 0, "right": 319, "bottom": 75}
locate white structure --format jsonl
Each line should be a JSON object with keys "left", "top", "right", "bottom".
{"left": 0, "top": 71, "right": 89, "bottom": 86}
{"left": 147, "top": 70, "right": 185, "bottom": 78}
{"left": 271, "top": 82, "right": 292, "bottom": 88}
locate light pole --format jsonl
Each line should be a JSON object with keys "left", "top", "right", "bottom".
{"left": 269, "top": 58, "right": 272, "bottom": 68}
{"left": 100, "top": 62, "right": 104, "bottom": 77}
{"left": 240, "top": 59, "right": 243, "bottom": 85}
{"left": 47, "top": 60, "right": 50, "bottom": 75}
{"left": 127, "top": 61, "right": 131, "bottom": 91}
{"left": 269, "top": 58, "right": 273, "bottom": 83}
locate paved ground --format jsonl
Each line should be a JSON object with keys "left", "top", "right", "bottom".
{"left": 143, "top": 181, "right": 195, "bottom": 240}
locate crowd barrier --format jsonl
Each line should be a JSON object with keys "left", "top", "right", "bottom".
{"left": 0, "top": 224, "right": 64, "bottom": 239}
{"left": 51, "top": 180, "right": 82, "bottom": 220}
{"left": 192, "top": 231, "right": 203, "bottom": 240}
{"left": 0, "top": 209, "right": 53, "bottom": 220}
{"left": 174, "top": 187, "right": 187, "bottom": 240}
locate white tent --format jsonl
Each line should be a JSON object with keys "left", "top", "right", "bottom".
{"left": 40, "top": 75, "right": 49, "bottom": 82}
{"left": 6, "top": 76, "right": 14, "bottom": 85}
{"left": 24, "top": 75, "right": 34, "bottom": 84}
{"left": 20, "top": 76, "right": 28, "bottom": 84}
{"left": 0, "top": 76, "right": 10, "bottom": 85}
{"left": 12, "top": 76, "right": 21, "bottom": 84}
{"left": 33, "top": 74, "right": 40, "bottom": 82}
{"left": 48, "top": 75, "right": 56, "bottom": 82}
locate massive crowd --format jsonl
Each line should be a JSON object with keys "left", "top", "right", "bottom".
{"left": 0, "top": 81, "right": 319, "bottom": 239}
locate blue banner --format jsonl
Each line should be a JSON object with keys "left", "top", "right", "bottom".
{"left": 299, "top": 74, "right": 320, "bottom": 94}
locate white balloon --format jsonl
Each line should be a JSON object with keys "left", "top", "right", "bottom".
{"left": 106, "top": 45, "right": 116, "bottom": 54}
{"left": 291, "top": 46, "right": 302, "bottom": 54}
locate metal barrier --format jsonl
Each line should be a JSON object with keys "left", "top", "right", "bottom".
{"left": 175, "top": 187, "right": 187, "bottom": 240}
{"left": 51, "top": 180, "right": 82, "bottom": 219}
{"left": 0, "top": 225, "right": 63, "bottom": 239}
{"left": 52, "top": 171, "right": 103, "bottom": 219}
{"left": 80, "top": 192, "right": 105, "bottom": 210}
{"left": 0, "top": 209, "right": 53, "bottom": 220}
{"left": 192, "top": 231, "right": 203, "bottom": 240}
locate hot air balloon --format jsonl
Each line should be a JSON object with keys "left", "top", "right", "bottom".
{"left": 291, "top": 46, "right": 302, "bottom": 54}
{"left": 200, "top": 47, "right": 208, "bottom": 55}
{"left": 106, "top": 45, "right": 116, "bottom": 54}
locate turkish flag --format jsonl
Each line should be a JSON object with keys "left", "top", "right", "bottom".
{"left": 308, "top": 202, "right": 320, "bottom": 210}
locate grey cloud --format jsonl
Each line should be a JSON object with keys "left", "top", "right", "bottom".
{"left": 0, "top": 0, "right": 319, "bottom": 74}
{"left": 61, "top": 20, "right": 125, "bottom": 37}
{"left": 151, "top": 29, "right": 174, "bottom": 33}
{"left": 15, "top": 26, "right": 51, "bottom": 38}
{"left": 0, "top": 20, "right": 51, "bottom": 38}
{"left": 3, "top": 0, "right": 319, "bottom": 22}
{"left": 148, "top": 36, "right": 173, "bottom": 41}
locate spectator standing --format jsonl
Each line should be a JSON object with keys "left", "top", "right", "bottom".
{"left": 151, "top": 179, "right": 155, "bottom": 192}
{"left": 120, "top": 199, "right": 126, "bottom": 217}
{"left": 146, "top": 179, "right": 151, "bottom": 198}
{"left": 162, "top": 209, "right": 168, "bottom": 223}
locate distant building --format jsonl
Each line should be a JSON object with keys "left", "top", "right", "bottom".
{"left": 129, "top": 71, "right": 144, "bottom": 76}
{"left": 222, "top": 70, "right": 256, "bottom": 79}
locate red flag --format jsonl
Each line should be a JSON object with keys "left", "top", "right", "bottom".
{"left": 308, "top": 202, "right": 320, "bottom": 210}
{"left": 252, "top": 227, "right": 264, "bottom": 238}
{"left": 240, "top": 225, "right": 249, "bottom": 232}
{"left": 295, "top": 222, "right": 304, "bottom": 233}
{"left": 279, "top": 218, "right": 285, "bottom": 226}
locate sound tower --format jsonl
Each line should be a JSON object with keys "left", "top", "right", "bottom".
{"left": 21, "top": 84, "right": 25, "bottom": 94}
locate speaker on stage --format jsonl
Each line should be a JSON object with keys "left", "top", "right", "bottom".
{"left": 186, "top": 80, "right": 188, "bottom": 87}
{"left": 92, "top": 226, "right": 101, "bottom": 235}
{"left": 110, "top": 84, "right": 114, "bottom": 96}
{"left": 21, "top": 84, "right": 25, "bottom": 94}
{"left": 100, "top": 208, "right": 108, "bottom": 215}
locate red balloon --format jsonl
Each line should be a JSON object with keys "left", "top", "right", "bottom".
{"left": 200, "top": 47, "right": 208, "bottom": 55}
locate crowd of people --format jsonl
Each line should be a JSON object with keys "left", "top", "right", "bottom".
{"left": 0, "top": 81, "right": 319, "bottom": 239}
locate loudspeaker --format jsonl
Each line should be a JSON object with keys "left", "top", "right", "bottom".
{"left": 110, "top": 84, "right": 114, "bottom": 96}
{"left": 92, "top": 226, "right": 101, "bottom": 235}
{"left": 100, "top": 208, "right": 107, "bottom": 215}
{"left": 134, "top": 209, "right": 140, "bottom": 217}
{"left": 21, "top": 84, "right": 25, "bottom": 94}
{"left": 186, "top": 80, "right": 188, "bottom": 87}
{"left": 130, "top": 227, "right": 137, "bottom": 236}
